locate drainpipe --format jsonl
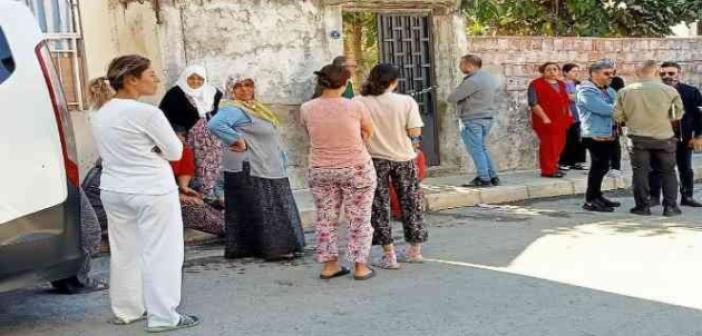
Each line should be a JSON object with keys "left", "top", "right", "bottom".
{"left": 70, "top": 0, "right": 84, "bottom": 110}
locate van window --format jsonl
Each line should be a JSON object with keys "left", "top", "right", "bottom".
{"left": 0, "top": 27, "right": 15, "bottom": 85}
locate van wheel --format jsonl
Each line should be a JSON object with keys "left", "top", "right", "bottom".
{"left": 51, "top": 276, "right": 82, "bottom": 294}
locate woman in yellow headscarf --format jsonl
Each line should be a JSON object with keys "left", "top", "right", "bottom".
{"left": 207, "top": 75, "right": 305, "bottom": 260}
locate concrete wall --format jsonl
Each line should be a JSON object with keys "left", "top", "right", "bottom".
{"left": 156, "top": 0, "right": 467, "bottom": 188}
{"left": 80, "top": 0, "right": 166, "bottom": 103}
{"left": 76, "top": 0, "right": 173, "bottom": 179}
{"left": 466, "top": 37, "right": 702, "bottom": 172}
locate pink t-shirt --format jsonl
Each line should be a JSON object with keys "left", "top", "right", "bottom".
{"left": 300, "top": 97, "right": 372, "bottom": 168}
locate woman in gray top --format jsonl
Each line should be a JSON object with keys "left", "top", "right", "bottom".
{"left": 208, "top": 75, "right": 305, "bottom": 261}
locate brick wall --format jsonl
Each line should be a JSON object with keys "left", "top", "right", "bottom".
{"left": 463, "top": 37, "right": 702, "bottom": 172}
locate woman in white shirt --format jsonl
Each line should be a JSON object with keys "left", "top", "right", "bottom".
{"left": 87, "top": 55, "right": 199, "bottom": 333}
{"left": 353, "top": 64, "right": 428, "bottom": 269}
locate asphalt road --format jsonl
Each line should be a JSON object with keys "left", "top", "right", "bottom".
{"left": 2, "top": 187, "right": 702, "bottom": 336}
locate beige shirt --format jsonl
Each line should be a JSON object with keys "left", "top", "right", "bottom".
{"left": 614, "top": 79, "right": 683, "bottom": 140}
{"left": 353, "top": 92, "right": 424, "bottom": 162}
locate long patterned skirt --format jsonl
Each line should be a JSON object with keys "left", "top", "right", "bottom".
{"left": 187, "top": 117, "right": 223, "bottom": 200}
{"left": 182, "top": 202, "right": 225, "bottom": 236}
{"left": 224, "top": 163, "right": 305, "bottom": 260}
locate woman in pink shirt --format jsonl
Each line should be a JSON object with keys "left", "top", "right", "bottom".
{"left": 300, "top": 65, "right": 377, "bottom": 281}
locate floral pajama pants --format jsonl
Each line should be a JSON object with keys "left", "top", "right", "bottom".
{"left": 182, "top": 203, "right": 225, "bottom": 237}
{"left": 187, "top": 118, "right": 223, "bottom": 200}
{"left": 371, "top": 158, "right": 428, "bottom": 246}
{"left": 309, "top": 161, "right": 377, "bottom": 264}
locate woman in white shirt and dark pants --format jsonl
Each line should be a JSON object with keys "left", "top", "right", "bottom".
{"left": 88, "top": 55, "right": 199, "bottom": 333}
{"left": 354, "top": 64, "right": 428, "bottom": 269}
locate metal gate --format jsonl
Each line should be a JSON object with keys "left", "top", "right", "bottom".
{"left": 378, "top": 13, "right": 439, "bottom": 166}
{"left": 22, "top": 0, "right": 84, "bottom": 111}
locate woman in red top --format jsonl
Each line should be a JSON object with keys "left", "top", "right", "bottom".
{"left": 528, "top": 62, "right": 573, "bottom": 178}
{"left": 170, "top": 132, "right": 224, "bottom": 236}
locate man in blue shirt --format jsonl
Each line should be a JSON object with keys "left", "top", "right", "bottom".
{"left": 577, "top": 60, "right": 619, "bottom": 212}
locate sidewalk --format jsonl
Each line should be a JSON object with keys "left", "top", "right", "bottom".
{"left": 184, "top": 156, "right": 702, "bottom": 244}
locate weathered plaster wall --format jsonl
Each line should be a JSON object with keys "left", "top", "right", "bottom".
{"left": 431, "top": 11, "right": 471, "bottom": 173}
{"left": 166, "top": 0, "right": 342, "bottom": 188}
{"left": 162, "top": 0, "right": 467, "bottom": 187}
{"left": 466, "top": 37, "right": 702, "bottom": 172}
{"left": 77, "top": 0, "right": 167, "bottom": 177}
{"left": 80, "top": 0, "right": 166, "bottom": 103}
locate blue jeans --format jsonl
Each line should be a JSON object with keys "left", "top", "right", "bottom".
{"left": 460, "top": 118, "right": 497, "bottom": 181}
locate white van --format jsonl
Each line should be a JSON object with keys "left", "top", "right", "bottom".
{"left": 0, "top": 1, "right": 83, "bottom": 292}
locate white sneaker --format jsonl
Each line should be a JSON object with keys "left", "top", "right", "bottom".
{"left": 607, "top": 169, "right": 623, "bottom": 178}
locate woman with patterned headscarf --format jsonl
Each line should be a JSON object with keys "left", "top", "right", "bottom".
{"left": 208, "top": 74, "right": 305, "bottom": 260}
{"left": 159, "top": 65, "right": 224, "bottom": 201}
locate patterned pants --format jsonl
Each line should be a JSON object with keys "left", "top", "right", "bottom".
{"left": 309, "top": 161, "right": 377, "bottom": 264}
{"left": 182, "top": 203, "right": 225, "bottom": 236}
{"left": 188, "top": 118, "right": 223, "bottom": 200}
{"left": 371, "top": 158, "right": 428, "bottom": 246}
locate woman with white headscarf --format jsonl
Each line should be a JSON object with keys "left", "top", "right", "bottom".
{"left": 159, "top": 65, "right": 224, "bottom": 200}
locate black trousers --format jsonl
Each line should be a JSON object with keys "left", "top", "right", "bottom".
{"left": 630, "top": 137, "right": 678, "bottom": 208}
{"left": 560, "top": 122, "right": 587, "bottom": 166}
{"left": 610, "top": 135, "right": 622, "bottom": 170}
{"left": 582, "top": 138, "right": 614, "bottom": 202}
{"left": 371, "top": 158, "right": 428, "bottom": 246}
{"left": 649, "top": 140, "right": 694, "bottom": 199}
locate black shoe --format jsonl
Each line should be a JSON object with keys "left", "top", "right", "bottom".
{"left": 598, "top": 197, "right": 621, "bottom": 208}
{"left": 630, "top": 206, "right": 652, "bottom": 216}
{"left": 663, "top": 205, "right": 682, "bottom": 217}
{"left": 583, "top": 199, "right": 614, "bottom": 213}
{"left": 648, "top": 198, "right": 661, "bottom": 207}
{"left": 491, "top": 176, "right": 501, "bottom": 186}
{"left": 681, "top": 197, "right": 702, "bottom": 207}
{"left": 541, "top": 171, "right": 566, "bottom": 178}
{"left": 461, "top": 177, "right": 492, "bottom": 188}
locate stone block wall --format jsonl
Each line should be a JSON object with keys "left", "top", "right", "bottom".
{"left": 466, "top": 37, "right": 702, "bottom": 172}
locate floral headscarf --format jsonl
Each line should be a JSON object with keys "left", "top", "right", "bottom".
{"left": 221, "top": 74, "right": 281, "bottom": 127}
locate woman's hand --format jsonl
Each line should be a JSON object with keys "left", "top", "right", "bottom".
{"left": 179, "top": 194, "right": 204, "bottom": 206}
{"left": 179, "top": 186, "right": 201, "bottom": 198}
{"left": 230, "top": 138, "right": 247, "bottom": 152}
{"left": 541, "top": 116, "right": 552, "bottom": 125}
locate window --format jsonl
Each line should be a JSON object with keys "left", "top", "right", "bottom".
{"left": 0, "top": 27, "right": 15, "bottom": 85}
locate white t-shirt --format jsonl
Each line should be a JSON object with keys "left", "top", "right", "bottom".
{"left": 353, "top": 91, "right": 424, "bottom": 162}
{"left": 91, "top": 98, "right": 183, "bottom": 195}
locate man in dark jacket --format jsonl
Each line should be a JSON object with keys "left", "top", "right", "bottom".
{"left": 649, "top": 61, "right": 702, "bottom": 207}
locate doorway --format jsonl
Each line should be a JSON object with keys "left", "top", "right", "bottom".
{"left": 343, "top": 11, "right": 440, "bottom": 166}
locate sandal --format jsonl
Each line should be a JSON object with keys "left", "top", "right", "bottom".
{"left": 352, "top": 268, "right": 376, "bottom": 281}
{"left": 110, "top": 313, "right": 146, "bottom": 325}
{"left": 401, "top": 254, "right": 426, "bottom": 263}
{"left": 319, "top": 266, "right": 350, "bottom": 280}
{"left": 146, "top": 314, "right": 200, "bottom": 333}
{"left": 373, "top": 253, "right": 400, "bottom": 270}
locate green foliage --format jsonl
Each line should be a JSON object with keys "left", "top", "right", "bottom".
{"left": 342, "top": 12, "right": 379, "bottom": 82}
{"left": 461, "top": 0, "right": 702, "bottom": 37}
